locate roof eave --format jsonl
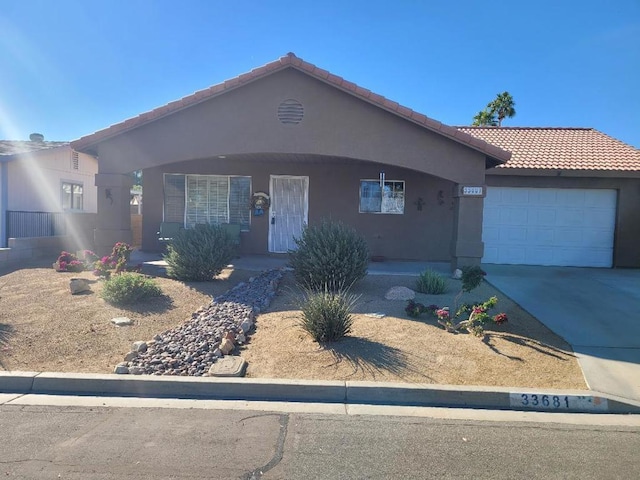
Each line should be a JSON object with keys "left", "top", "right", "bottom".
{"left": 487, "top": 166, "right": 640, "bottom": 178}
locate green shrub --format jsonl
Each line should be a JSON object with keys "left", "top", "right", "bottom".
{"left": 100, "top": 273, "right": 162, "bottom": 305}
{"left": 289, "top": 220, "right": 369, "bottom": 291}
{"left": 461, "top": 266, "right": 487, "bottom": 292}
{"left": 164, "top": 224, "right": 236, "bottom": 281}
{"left": 299, "top": 289, "right": 358, "bottom": 342}
{"left": 416, "top": 269, "right": 447, "bottom": 294}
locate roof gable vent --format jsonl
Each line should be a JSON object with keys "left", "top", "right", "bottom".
{"left": 277, "top": 99, "right": 303, "bottom": 125}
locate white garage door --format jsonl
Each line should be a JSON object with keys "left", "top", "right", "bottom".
{"left": 482, "top": 187, "right": 617, "bottom": 267}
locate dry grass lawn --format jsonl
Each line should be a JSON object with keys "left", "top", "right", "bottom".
{"left": 0, "top": 259, "right": 586, "bottom": 389}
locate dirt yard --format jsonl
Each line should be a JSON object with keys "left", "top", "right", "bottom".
{"left": 0, "top": 259, "right": 586, "bottom": 389}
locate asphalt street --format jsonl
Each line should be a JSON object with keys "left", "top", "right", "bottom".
{"left": 2, "top": 403, "right": 639, "bottom": 479}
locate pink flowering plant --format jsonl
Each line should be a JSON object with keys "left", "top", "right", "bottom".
{"left": 92, "top": 242, "right": 138, "bottom": 278}
{"left": 405, "top": 266, "right": 508, "bottom": 338}
{"left": 437, "top": 296, "right": 507, "bottom": 337}
{"left": 53, "top": 249, "right": 100, "bottom": 273}
{"left": 53, "top": 251, "right": 84, "bottom": 272}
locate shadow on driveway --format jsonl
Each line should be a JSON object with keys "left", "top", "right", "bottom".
{"left": 483, "top": 264, "right": 640, "bottom": 401}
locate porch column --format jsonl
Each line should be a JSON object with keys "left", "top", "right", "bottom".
{"left": 94, "top": 173, "right": 133, "bottom": 255}
{"left": 450, "top": 184, "right": 486, "bottom": 270}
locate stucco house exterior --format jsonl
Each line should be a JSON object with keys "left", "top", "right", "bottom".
{"left": 0, "top": 137, "right": 98, "bottom": 249}
{"left": 71, "top": 53, "right": 640, "bottom": 269}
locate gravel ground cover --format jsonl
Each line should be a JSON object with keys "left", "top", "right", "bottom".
{"left": 0, "top": 259, "right": 586, "bottom": 389}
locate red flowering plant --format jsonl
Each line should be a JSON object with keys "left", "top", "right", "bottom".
{"left": 405, "top": 266, "right": 508, "bottom": 338}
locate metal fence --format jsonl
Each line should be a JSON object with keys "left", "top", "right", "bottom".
{"left": 6, "top": 211, "right": 67, "bottom": 241}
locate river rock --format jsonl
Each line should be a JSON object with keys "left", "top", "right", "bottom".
{"left": 114, "top": 363, "right": 129, "bottom": 374}
{"left": 219, "top": 338, "right": 234, "bottom": 355}
{"left": 124, "top": 351, "right": 138, "bottom": 362}
{"left": 132, "top": 341, "right": 148, "bottom": 353}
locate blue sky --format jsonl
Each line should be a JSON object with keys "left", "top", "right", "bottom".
{"left": 1, "top": 0, "right": 639, "bottom": 147}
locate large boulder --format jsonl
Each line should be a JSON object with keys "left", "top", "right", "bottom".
{"left": 384, "top": 286, "right": 415, "bottom": 301}
{"left": 69, "top": 278, "right": 91, "bottom": 295}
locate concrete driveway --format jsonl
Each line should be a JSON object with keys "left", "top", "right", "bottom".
{"left": 483, "top": 264, "right": 640, "bottom": 402}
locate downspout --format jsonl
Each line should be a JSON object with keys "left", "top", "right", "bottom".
{"left": 0, "top": 161, "right": 7, "bottom": 248}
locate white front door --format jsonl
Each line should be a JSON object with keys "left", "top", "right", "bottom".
{"left": 482, "top": 187, "right": 617, "bottom": 267}
{"left": 269, "top": 175, "right": 309, "bottom": 253}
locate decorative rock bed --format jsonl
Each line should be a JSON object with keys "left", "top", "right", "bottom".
{"left": 114, "top": 269, "right": 283, "bottom": 376}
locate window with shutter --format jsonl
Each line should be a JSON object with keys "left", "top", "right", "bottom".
{"left": 163, "top": 174, "right": 186, "bottom": 223}
{"left": 229, "top": 177, "right": 251, "bottom": 227}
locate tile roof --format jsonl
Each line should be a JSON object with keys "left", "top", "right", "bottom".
{"left": 72, "top": 53, "right": 510, "bottom": 163}
{"left": 0, "top": 140, "right": 69, "bottom": 157}
{"left": 457, "top": 127, "right": 640, "bottom": 172}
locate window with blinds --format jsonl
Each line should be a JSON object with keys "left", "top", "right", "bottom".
{"left": 163, "top": 174, "right": 251, "bottom": 230}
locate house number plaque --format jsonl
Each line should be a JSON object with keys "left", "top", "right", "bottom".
{"left": 462, "top": 186, "right": 483, "bottom": 196}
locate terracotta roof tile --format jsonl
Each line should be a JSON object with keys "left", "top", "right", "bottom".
{"left": 341, "top": 79, "right": 357, "bottom": 92}
{"left": 383, "top": 98, "right": 399, "bottom": 110}
{"left": 457, "top": 127, "right": 640, "bottom": 172}
{"left": 71, "top": 53, "right": 510, "bottom": 162}
{"left": 396, "top": 105, "right": 412, "bottom": 117}
{"left": 313, "top": 66, "right": 330, "bottom": 79}
{"left": 368, "top": 92, "right": 385, "bottom": 105}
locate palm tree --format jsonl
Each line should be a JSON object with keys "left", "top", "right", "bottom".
{"left": 472, "top": 109, "right": 497, "bottom": 126}
{"left": 489, "top": 91, "right": 516, "bottom": 127}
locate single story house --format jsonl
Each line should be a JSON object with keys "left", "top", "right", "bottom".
{"left": 0, "top": 135, "right": 98, "bottom": 248}
{"left": 71, "top": 53, "right": 640, "bottom": 269}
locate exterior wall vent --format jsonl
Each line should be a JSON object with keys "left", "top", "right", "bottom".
{"left": 72, "top": 151, "right": 79, "bottom": 170}
{"left": 277, "top": 99, "right": 304, "bottom": 124}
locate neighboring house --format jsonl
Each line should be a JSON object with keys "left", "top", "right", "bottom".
{"left": 0, "top": 136, "right": 98, "bottom": 248}
{"left": 71, "top": 53, "right": 640, "bottom": 269}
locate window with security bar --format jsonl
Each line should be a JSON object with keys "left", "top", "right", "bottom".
{"left": 359, "top": 180, "right": 405, "bottom": 214}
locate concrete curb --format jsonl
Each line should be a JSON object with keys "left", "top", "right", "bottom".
{"left": 2, "top": 371, "right": 639, "bottom": 414}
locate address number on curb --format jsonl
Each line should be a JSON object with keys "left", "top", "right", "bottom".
{"left": 509, "top": 393, "right": 608, "bottom": 412}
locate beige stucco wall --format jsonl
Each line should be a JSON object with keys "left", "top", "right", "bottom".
{"left": 486, "top": 173, "right": 640, "bottom": 268}
{"left": 8, "top": 147, "right": 98, "bottom": 213}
